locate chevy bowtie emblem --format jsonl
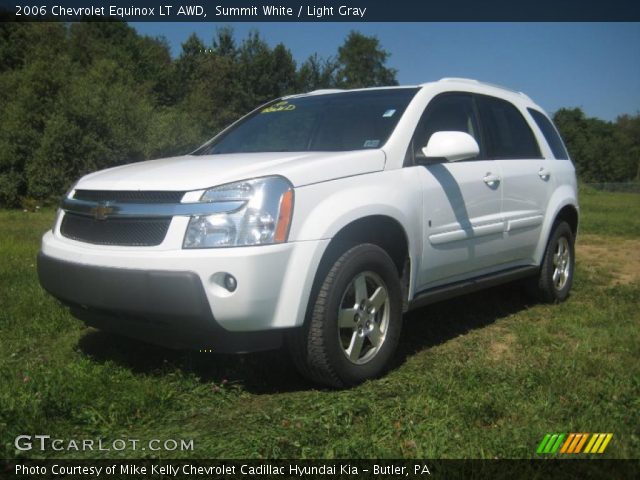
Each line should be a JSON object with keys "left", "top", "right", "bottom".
{"left": 90, "top": 203, "right": 114, "bottom": 220}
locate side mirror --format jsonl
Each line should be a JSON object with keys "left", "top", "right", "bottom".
{"left": 421, "top": 131, "right": 479, "bottom": 162}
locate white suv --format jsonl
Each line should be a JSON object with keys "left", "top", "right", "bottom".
{"left": 38, "top": 78, "right": 578, "bottom": 387}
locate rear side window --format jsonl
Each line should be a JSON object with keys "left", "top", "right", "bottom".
{"left": 476, "top": 95, "right": 542, "bottom": 159}
{"left": 527, "top": 108, "right": 569, "bottom": 159}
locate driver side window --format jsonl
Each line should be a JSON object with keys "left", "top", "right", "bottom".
{"left": 411, "top": 93, "right": 483, "bottom": 162}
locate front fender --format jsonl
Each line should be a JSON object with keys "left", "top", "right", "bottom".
{"left": 289, "top": 169, "right": 424, "bottom": 303}
{"left": 290, "top": 170, "right": 422, "bottom": 242}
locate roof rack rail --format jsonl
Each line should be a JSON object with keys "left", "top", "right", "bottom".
{"left": 282, "top": 89, "right": 344, "bottom": 99}
{"left": 437, "top": 77, "right": 531, "bottom": 100}
{"left": 307, "top": 89, "right": 345, "bottom": 95}
{"left": 438, "top": 77, "right": 480, "bottom": 84}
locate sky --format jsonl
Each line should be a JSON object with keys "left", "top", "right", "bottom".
{"left": 130, "top": 22, "right": 640, "bottom": 121}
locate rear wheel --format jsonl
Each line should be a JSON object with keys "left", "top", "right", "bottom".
{"left": 528, "top": 221, "right": 575, "bottom": 303}
{"left": 289, "top": 243, "right": 403, "bottom": 387}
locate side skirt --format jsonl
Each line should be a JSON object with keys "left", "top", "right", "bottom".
{"left": 408, "top": 265, "right": 539, "bottom": 311}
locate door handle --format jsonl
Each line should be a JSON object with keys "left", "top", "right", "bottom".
{"left": 538, "top": 167, "right": 551, "bottom": 180}
{"left": 483, "top": 173, "right": 501, "bottom": 187}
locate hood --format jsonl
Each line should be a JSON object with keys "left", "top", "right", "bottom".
{"left": 75, "top": 150, "right": 386, "bottom": 191}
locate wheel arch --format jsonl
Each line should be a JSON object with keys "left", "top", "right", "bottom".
{"left": 304, "top": 215, "right": 412, "bottom": 326}
{"left": 534, "top": 188, "right": 579, "bottom": 265}
{"left": 555, "top": 204, "right": 579, "bottom": 237}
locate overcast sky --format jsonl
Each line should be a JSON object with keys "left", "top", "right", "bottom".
{"left": 131, "top": 22, "right": 640, "bottom": 121}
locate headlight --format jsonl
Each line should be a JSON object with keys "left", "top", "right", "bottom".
{"left": 183, "top": 176, "right": 294, "bottom": 248}
{"left": 64, "top": 180, "right": 79, "bottom": 199}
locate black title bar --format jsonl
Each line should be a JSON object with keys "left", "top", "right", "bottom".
{"left": 2, "top": 459, "right": 639, "bottom": 479}
{"left": 1, "top": 0, "right": 640, "bottom": 22}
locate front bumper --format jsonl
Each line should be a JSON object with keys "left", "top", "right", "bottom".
{"left": 38, "top": 231, "right": 329, "bottom": 351}
{"left": 37, "top": 253, "right": 283, "bottom": 352}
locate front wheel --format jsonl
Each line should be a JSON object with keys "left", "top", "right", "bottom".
{"left": 528, "top": 221, "right": 575, "bottom": 303}
{"left": 289, "top": 244, "right": 403, "bottom": 387}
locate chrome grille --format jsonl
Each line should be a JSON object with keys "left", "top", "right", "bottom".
{"left": 60, "top": 213, "right": 171, "bottom": 246}
{"left": 73, "top": 190, "right": 184, "bottom": 203}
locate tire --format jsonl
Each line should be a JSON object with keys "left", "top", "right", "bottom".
{"left": 528, "top": 221, "right": 575, "bottom": 303}
{"left": 288, "top": 243, "right": 403, "bottom": 388}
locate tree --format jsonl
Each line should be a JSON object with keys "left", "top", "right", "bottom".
{"left": 335, "top": 31, "right": 398, "bottom": 88}
{"left": 213, "top": 26, "right": 237, "bottom": 59}
{"left": 554, "top": 108, "right": 639, "bottom": 183}
{"left": 26, "top": 58, "right": 155, "bottom": 201}
{"left": 0, "top": 48, "right": 70, "bottom": 205}
{"left": 175, "top": 33, "right": 207, "bottom": 100}
{"left": 67, "top": 21, "right": 138, "bottom": 69}
{"left": 615, "top": 113, "right": 640, "bottom": 180}
{"left": 297, "top": 53, "right": 338, "bottom": 91}
{"left": 270, "top": 44, "right": 297, "bottom": 96}
{"left": 4, "top": 22, "right": 638, "bottom": 207}
{"left": 236, "top": 32, "right": 297, "bottom": 107}
{"left": 0, "top": 22, "right": 66, "bottom": 73}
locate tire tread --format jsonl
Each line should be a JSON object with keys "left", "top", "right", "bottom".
{"left": 289, "top": 243, "right": 401, "bottom": 388}
{"left": 289, "top": 247, "right": 352, "bottom": 387}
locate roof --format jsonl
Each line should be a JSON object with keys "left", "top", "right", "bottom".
{"left": 431, "top": 77, "right": 533, "bottom": 101}
{"left": 288, "top": 78, "right": 534, "bottom": 104}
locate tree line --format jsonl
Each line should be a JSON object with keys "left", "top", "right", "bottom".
{"left": 553, "top": 108, "right": 639, "bottom": 184}
{"left": 0, "top": 21, "right": 637, "bottom": 208}
{"left": 0, "top": 21, "right": 396, "bottom": 207}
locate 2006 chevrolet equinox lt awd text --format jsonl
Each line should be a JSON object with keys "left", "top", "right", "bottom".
{"left": 38, "top": 78, "right": 578, "bottom": 387}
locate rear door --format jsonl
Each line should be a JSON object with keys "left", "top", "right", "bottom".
{"left": 475, "top": 94, "right": 551, "bottom": 265}
{"left": 412, "top": 93, "right": 505, "bottom": 290}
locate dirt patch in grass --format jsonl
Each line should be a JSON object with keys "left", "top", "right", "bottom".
{"left": 488, "top": 332, "right": 516, "bottom": 361}
{"left": 577, "top": 235, "right": 640, "bottom": 285}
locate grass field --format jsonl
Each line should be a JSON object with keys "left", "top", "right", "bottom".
{"left": 1, "top": 187, "right": 638, "bottom": 459}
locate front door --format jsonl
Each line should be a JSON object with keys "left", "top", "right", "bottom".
{"left": 412, "top": 93, "right": 505, "bottom": 290}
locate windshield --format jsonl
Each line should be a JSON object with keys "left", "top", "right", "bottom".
{"left": 194, "top": 88, "right": 420, "bottom": 155}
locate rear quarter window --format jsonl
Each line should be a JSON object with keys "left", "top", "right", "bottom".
{"left": 527, "top": 108, "right": 570, "bottom": 160}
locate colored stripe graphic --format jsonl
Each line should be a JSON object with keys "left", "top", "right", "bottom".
{"left": 544, "top": 434, "right": 559, "bottom": 453}
{"left": 568, "top": 433, "right": 582, "bottom": 453}
{"left": 584, "top": 433, "right": 614, "bottom": 454}
{"left": 584, "top": 433, "right": 598, "bottom": 453}
{"left": 538, "top": 433, "right": 613, "bottom": 454}
{"left": 592, "top": 433, "right": 606, "bottom": 452}
{"left": 574, "top": 433, "right": 589, "bottom": 453}
{"left": 550, "top": 434, "right": 565, "bottom": 453}
{"left": 560, "top": 433, "right": 575, "bottom": 453}
{"left": 536, "top": 434, "right": 551, "bottom": 454}
{"left": 598, "top": 434, "right": 613, "bottom": 453}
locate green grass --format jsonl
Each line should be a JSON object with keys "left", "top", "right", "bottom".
{"left": 578, "top": 184, "right": 640, "bottom": 238}
{"left": 1, "top": 189, "right": 638, "bottom": 459}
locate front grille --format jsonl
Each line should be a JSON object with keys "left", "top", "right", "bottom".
{"left": 73, "top": 190, "right": 184, "bottom": 203}
{"left": 60, "top": 213, "right": 171, "bottom": 246}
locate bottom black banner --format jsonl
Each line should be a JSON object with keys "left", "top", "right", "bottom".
{"left": 1, "top": 459, "right": 638, "bottom": 480}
